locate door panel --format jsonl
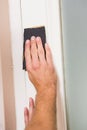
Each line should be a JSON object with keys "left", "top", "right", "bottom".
{"left": 4, "top": 0, "right": 67, "bottom": 129}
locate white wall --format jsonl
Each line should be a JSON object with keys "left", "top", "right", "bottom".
{"left": 61, "top": 0, "right": 87, "bottom": 130}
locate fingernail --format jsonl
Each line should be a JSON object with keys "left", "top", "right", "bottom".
{"left": 26, "top": 40, "right": 30, "bottom": 44}
{"left": 45, "top": 43, "right": 48, "bottom": 47}
{"left": 36, "top": 36, "right": 41, "bottom": 41}
{"left": 31, "top": 36, "right": 35, "bottom": 40}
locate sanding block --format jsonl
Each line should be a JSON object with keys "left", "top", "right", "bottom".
{"left": 23, "top": 26, "right": 46, "bottom": 70}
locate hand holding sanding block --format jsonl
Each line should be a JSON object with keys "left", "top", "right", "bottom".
{"left": 23, "top": 26, "right": 46, "bottom": 70}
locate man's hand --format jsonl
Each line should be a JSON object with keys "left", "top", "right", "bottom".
{"left": 25, "top": 36, "right": 57, "bottom": 130}
{"left": 25, "top": 36, "right": 57, "bottom": 92}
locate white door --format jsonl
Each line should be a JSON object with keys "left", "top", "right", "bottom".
{"left": 5, "top": 0, "right": 67, "bottom": 129}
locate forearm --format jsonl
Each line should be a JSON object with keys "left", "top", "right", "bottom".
{"left": 25, "top": 85, "right": 57, "bottom": 130}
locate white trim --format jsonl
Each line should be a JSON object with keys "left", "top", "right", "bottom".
{"left": 45, "top": 0, "right": 67, "bottom": 129}
{"left": 8, "top": 0, "right": 26, "bottom": 129}
{"left": 0, "top": 54, "right": 5, "bottom": 130}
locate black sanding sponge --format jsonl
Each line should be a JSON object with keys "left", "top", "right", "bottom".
{"left": 23, "top": 26, "right": 46, "bottom": 70}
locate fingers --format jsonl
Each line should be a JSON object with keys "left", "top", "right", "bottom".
{"left": 29, "top": 98, "right": 34, "bottom": 121}
{"left": 25, "top": 36, "right": 46, "bottom": 70}
{"left": 36, "top": 37, "right": 46, "bottom": 64}
{"left": 25, "top": 37, "right": 53, "bottom": 69}
{"left": 24, "top": 107, "right": 29, "bottom": 127}
{"left": 24, "top": 98, "right": 35, "bottom": 127}
{"left": 31, "top": 36, "right": 40, "bottom": 69}
{"left": 45, "top": 43, "right": 53, "bottom": 68}
{"left": 25, "top": 40, "right": 32, "bottom": 71}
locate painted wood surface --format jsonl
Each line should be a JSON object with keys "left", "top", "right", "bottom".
{"left": 0, "top": 0, "right": 67, "bottom": 129}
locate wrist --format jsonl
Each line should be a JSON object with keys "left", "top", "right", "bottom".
{"left": 36, "top": 84, "right": 57, "bottom": 101}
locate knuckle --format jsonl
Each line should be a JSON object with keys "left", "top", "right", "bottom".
{"left": 42, "top": 61, "right": 47, "bottom": 67}
{"left": 32, "top": 61, "right": 40, "bottom": 70}
{"left": 38, "top": 49, "right": 44, "bottom": 55}
{"left": 25, "top": 59, "right": 32, "bottom": 72}
{"left": 26, "top": 63, "right": 32, "bottom": 71}
{"left": 31, "top": 49, "right": 37, "bottom": 56}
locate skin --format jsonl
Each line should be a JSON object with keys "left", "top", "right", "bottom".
{"left": 24, "top": 98, "right": 35, "bottom": 127}
{"left": 24, "top": 36, "right": 57, "bottom": 130}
